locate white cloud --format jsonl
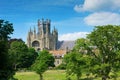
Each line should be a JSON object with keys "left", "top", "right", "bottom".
{"left": 84, "top": 12, "right": 120, "bottom": 26}
{"left": 59, "top": 32, "right": 89, "bottom": 41}
{"left": 74, "top": 0, "right": 120, "bottom": 12}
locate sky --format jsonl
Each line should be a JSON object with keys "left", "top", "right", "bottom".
{"left": 1, "top": 0, "right": 120, "bottom": 42}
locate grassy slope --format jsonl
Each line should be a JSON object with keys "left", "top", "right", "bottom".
{"left": 14, "top": 70, "right": 120, "bottom": 80}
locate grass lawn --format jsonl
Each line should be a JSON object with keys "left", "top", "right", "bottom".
{"left": 14, "top": 70, "right": 120, "bottom": 80}
{"left": 14, "top": 70, "right": 67, "bottom": 80}
{"left": 14, "top": 71, "right": 39, "bottom": 80}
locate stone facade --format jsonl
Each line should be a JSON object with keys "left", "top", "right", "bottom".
{"left": 27, "top": 19, "right": 58, "bottom": 51}
{"left": 27, "top": 19, "right": 76, "bottom": 66}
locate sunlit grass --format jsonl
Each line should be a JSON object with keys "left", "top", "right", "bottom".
{"left": 14, "top": 70, "right": 67, "bottom": 80}
{"left": 14, "top": 71, "right": 39, "bottom": 80}
{"left": 14, "top": 70, "right": 120, "bottom": 80}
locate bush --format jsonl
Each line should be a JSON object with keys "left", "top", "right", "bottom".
{"left": 55, "top": 63, "right": 66, "bottom": 70}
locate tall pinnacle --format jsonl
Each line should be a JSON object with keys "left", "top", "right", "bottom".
{"left": 38, "top": 19, "right": 40, "bottom": 26}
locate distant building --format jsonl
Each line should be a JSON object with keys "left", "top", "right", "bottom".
{"left": 27, "top": 19, "right": 75, "bottom": 66}
{"left": 49, "top": 50, "right": 67, "bottom": 66}
{"left": 27, "top": 19, "right": 58, "bottom": 51}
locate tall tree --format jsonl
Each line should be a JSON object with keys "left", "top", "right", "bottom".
{"left": 64, "top": 50, "right": 86, "bottom": 80}
{"left": 25, "top": 47, "right": 38, "bottom": 68}
{"left": 73, "top": 38, "right": 93, "bottom": 77}
{"left": 9, "top": 40, "right": 28, "bottom": 69}
{"left": 9, "top": 40, "right": 38, "bottom": 70}
{"left": 87, "top": 25, "right": 120, "bottom": 80}
{"left": 63, "top": 38, "right": 91, "bottom": 80}
{"left": 31, "top": 50, "right": 55, "bottom": 80}
{"left": 0, "top": 19, "right": 14, "bottom": 80}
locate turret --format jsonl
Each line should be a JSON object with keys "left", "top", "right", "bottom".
{"left": 46, "top": 19, "right": 51, "bottom": 34}
{"left": 52, "top": 27, "right": 58, "bottom": 50}
{"left": 53, "top": 27, "right": 58, "bottom": 41}
{"left": 41, "top": 18, "right": 46, "bottom": 35}
{"left": 27, "top": 28, "right": 33, "bottom": 47}
{"left": 38, "top": 19, "right": 44, "bottom": 36}
{"left": 38, "top": 19, "right": 41, "bottom": 34}
{"left": 38, "top": 19, "right": 41, "bottom": 27}
{"left": 34, "top": 26, "right": 36, "bottom": 39}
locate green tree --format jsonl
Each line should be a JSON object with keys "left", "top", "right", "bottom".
{"left": 87, "top": 25, "right": 120, "bottom": 80}
{"left": 9, "top": 41, "right": 28, "bottom": 70}
{"left": 25, "top": 48, "right": 38, "bottom": 68}
{"left": 73, "top": 38, "right": 93, "bottom": 78}
{"left": 0, "top": 20, "right": 14, "bottom": 40}
{"left": 8, "top": 38, "right": 23, "bottom": 48}
{"left": 64, "top": 50, "right": 86, "bottom": 80}
{"left": 73, "top": 38, "right": 91, "bottom": 53}
{"left": 31, "top": 50, "right": 55, "bottom": 80}
{"left": 0, "top": 19, "right": 15, "bottom": 80}
{"left": 9, "top": 40, "right": 28, "bottom": 69}
{"left": 9, "top": 39, "right": 38, "bottom": 69}
{"left": 63, "top": 38, "right": 92, "bottom": 80}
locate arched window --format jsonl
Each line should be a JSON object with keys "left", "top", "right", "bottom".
{"left": 32, "top": 41, "right": 40, "bottom": 47}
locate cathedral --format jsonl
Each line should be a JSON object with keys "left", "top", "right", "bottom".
{"left": 27, "top": 19, "right": 58, "bottom": 51}
{"left": 27, "top": 19, "right": 75, "bottom": 66}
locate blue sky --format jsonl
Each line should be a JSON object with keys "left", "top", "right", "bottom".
{"left": 1, "top": 0, "right": 120, "bottom": 41}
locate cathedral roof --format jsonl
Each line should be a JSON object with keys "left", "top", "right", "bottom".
{"left": 57, "top": 41, "right": 75, "bottom": 50}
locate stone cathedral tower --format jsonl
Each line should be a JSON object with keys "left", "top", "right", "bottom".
{"left": 27, "top": 19, "right": 58, "bottom": 51}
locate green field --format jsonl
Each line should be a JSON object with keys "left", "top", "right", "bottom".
{"left": 14, "top": 70, "right": 67, "bottom": 80}
{"left": 14, "top": 70, "right": 120, "bottom": 80}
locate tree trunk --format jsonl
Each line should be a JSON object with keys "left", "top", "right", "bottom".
{"left": 39, "top": 74, "right": 43, "bottom": 80}
{"left": 77, "top": 76, "right": 80, "bottom": 80}
{"left": 14, "top": 64, "right": 17, "bottom": 70}
{"left": 102, "top": 76, "right": 107, "bottom": 80}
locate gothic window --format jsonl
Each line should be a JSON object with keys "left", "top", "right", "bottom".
{"left": 32, "top": 41, "right": 40, "bottom": 47}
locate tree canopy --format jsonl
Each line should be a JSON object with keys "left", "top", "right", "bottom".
{"left": 64, "top": 25, "right": 120, "bottom": 80}
{"left": 31, "top": 50, "right": 55, "bottom": 80}
{"left": 0, "top": 20, "right": 14, "bottom": 40}
{"left": 0, "top": 19, "right": 14, "bottom": 80}
{"left": 9, "top": 40, "right": 38, "bottom": 69}
{"left": 87, "top": 25, "right": 120, "bottom": 80}
{"left": 64, "top": 50, "right": 87, "bottom": 80}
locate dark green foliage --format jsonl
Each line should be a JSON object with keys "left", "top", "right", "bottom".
{"left": 0, "top": 19, "right": 14, "bottom": 80}
{"left": 0, "top": 41, "right": 8, "bottom": 69}
{"left": 0, "top": 41, "right": 15, "bottom": 80}
{"left": 31, "top": 50, "right": 55, "bottom": 80}
{"left": 9, "top": 41, "right": 28, "bottom": 69}
{"left": 0, "top": 20, "right": 14, "bottom": 40}
{"left": 25, "top": 48, "right": 38, "bottom": 68}
{"left": 55, "top": 63, "right": 66, "bottom": 70}
{"left": 9, "top": 40, "right": 38, "bottom": 69}
{"left": 8, "top": 38, "right": 23, "bottom": 48}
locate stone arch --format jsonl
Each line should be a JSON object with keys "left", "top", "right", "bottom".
{"left": 32, "top": 40, "right": 40, "bottom": 47}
